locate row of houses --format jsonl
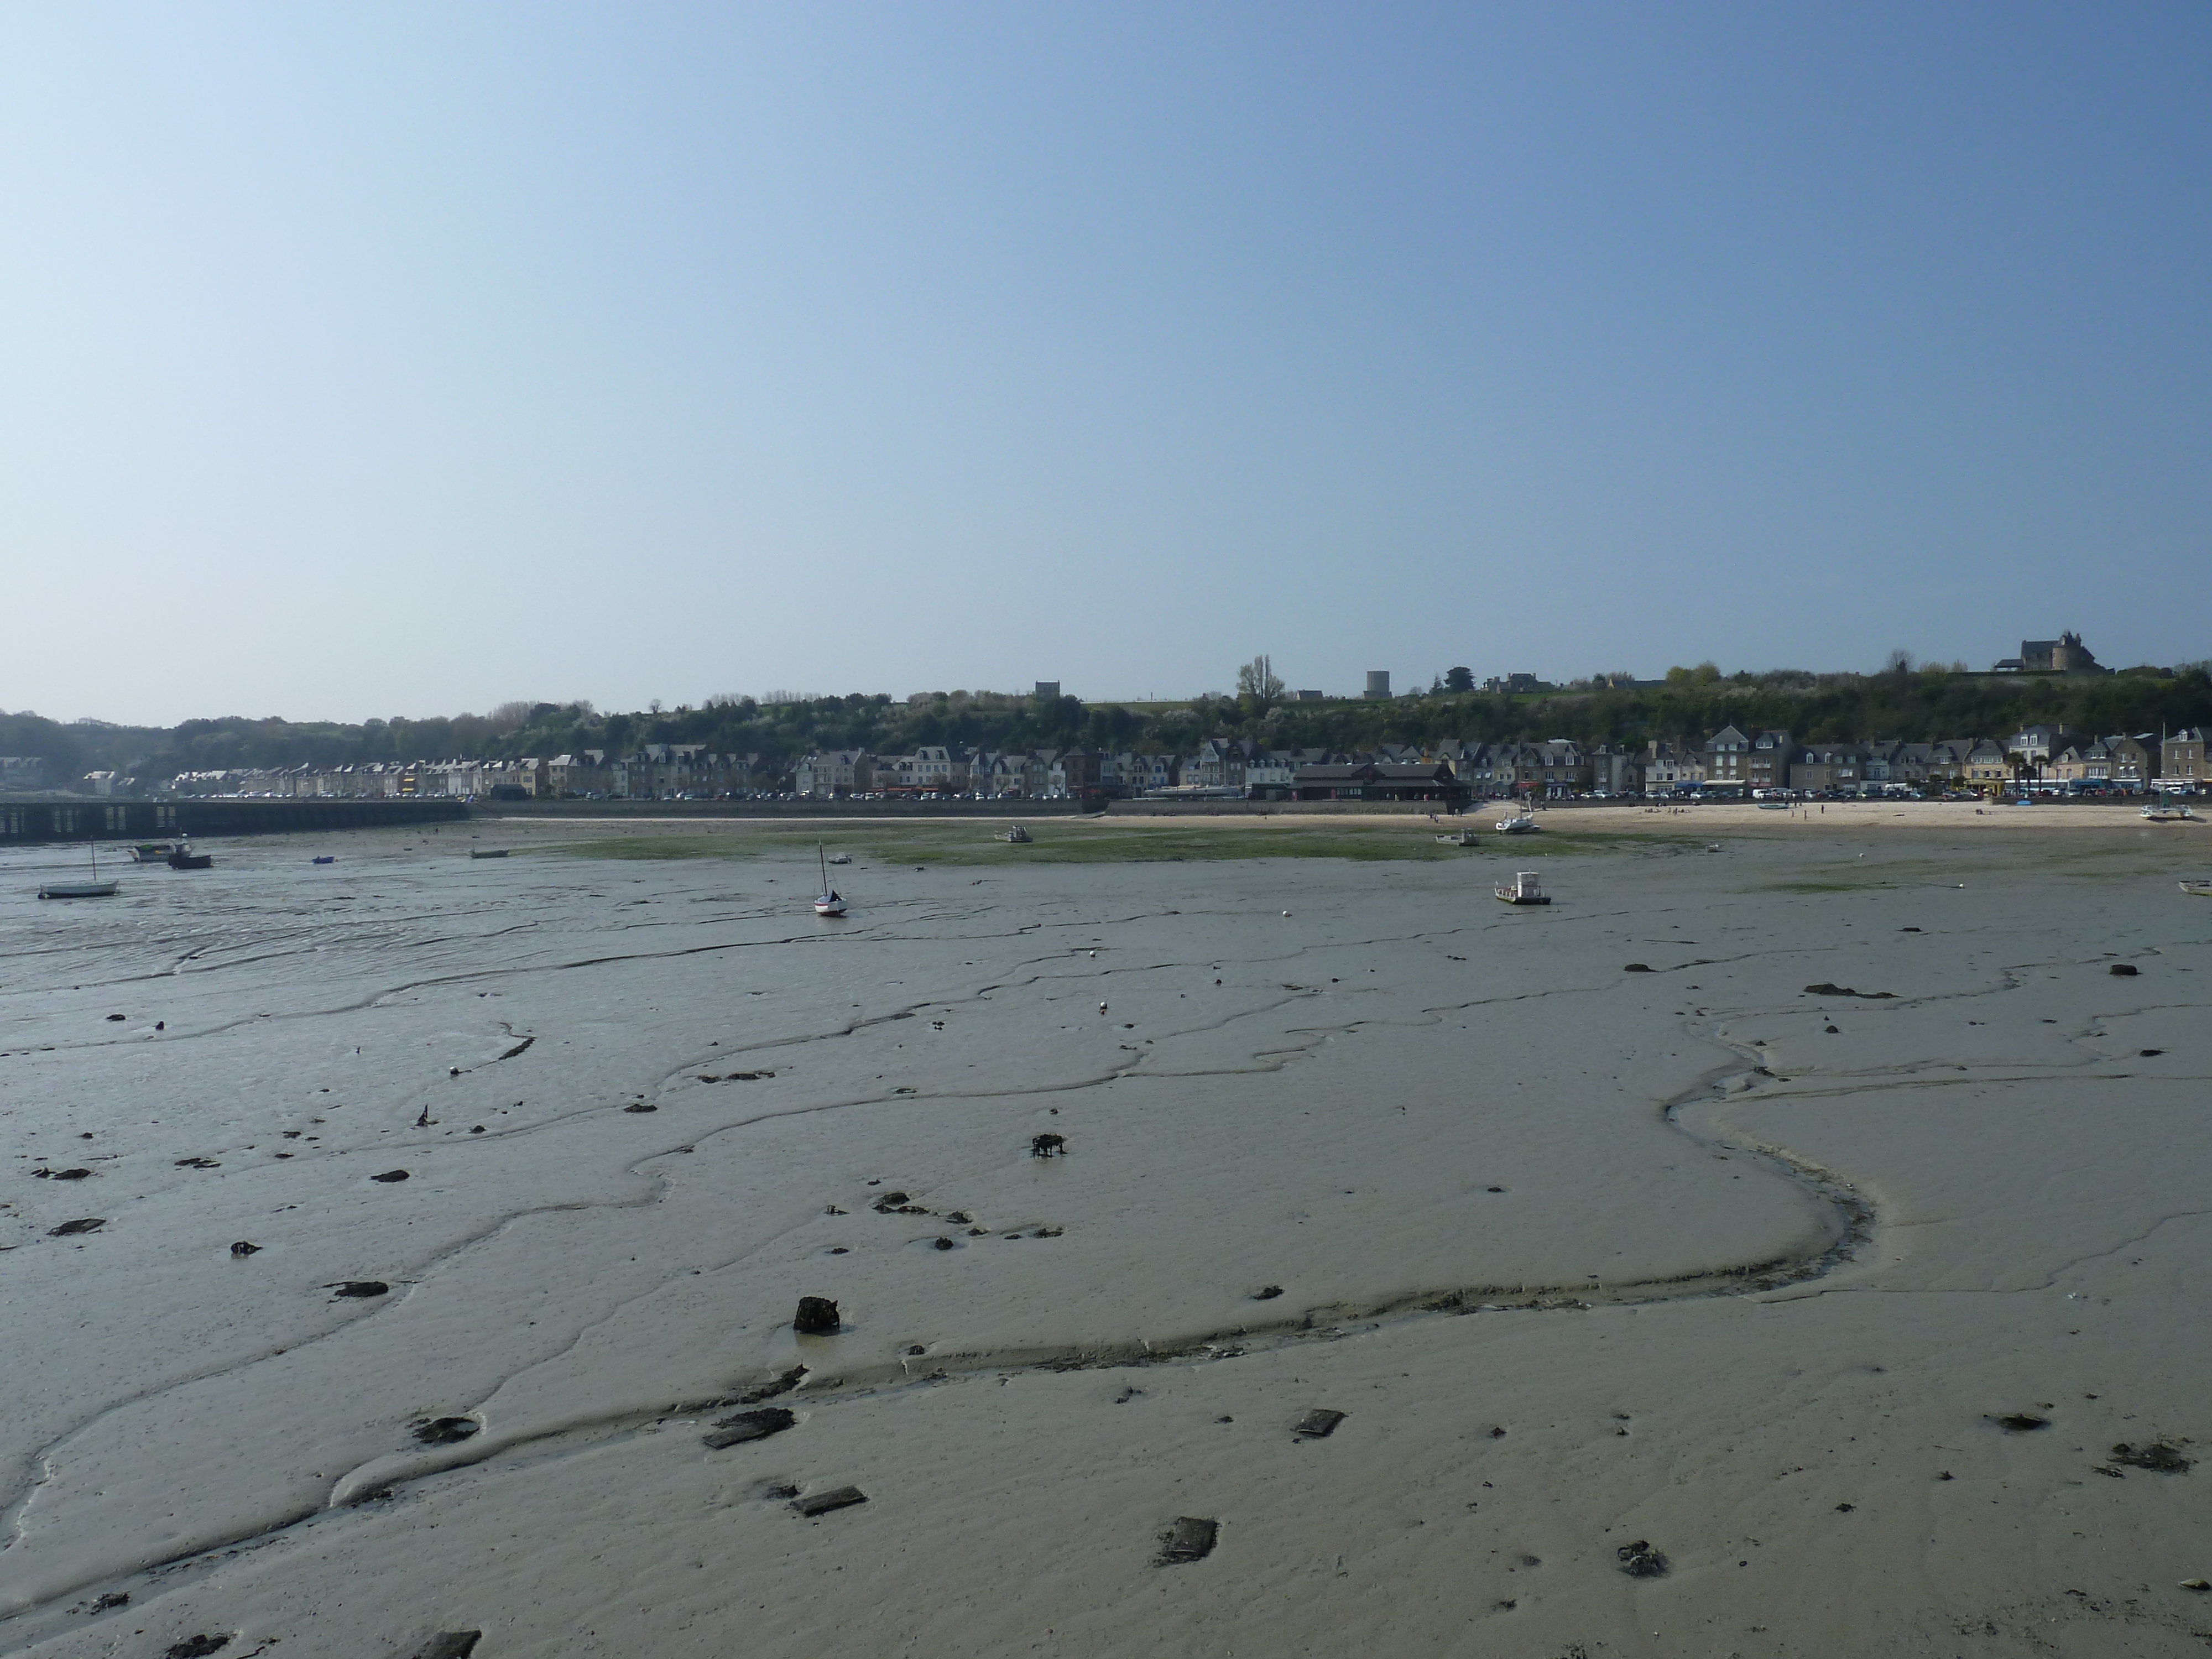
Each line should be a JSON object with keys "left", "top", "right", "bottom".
{"left": 168, "top": 747, "right": 761, "bottom": 801}
{"left": 795, "top": 725, "right": 2212, "bottom": 801}
{"left": 142, "top": 723, "right": 2212, "bottom": 804}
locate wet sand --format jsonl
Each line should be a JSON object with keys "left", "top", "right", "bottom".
{"left": 1, "top": 812, "right": 2208, "bottom": 1656}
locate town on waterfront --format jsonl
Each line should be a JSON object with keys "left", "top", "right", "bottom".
{"left": 4, "top": 636, "right": 2208, "bottom": 811}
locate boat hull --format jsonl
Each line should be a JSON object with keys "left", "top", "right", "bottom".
{"left": 1493, "top": 893, "right": 1551, "bottom": 905}
{"left": 40, "top": 882, "right": 118, "bottom": 899}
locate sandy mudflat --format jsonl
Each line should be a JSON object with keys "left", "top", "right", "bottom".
{"left": 1, "top": 812, "right": 2208, "bottom": 1657}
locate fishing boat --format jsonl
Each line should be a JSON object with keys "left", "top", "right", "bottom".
{"left": 312, "top": 855, "right": 336, "bottom": 865}
{"left": 1494, "top": 812, "right": 1537, "bottom": 834}
{"left": 1434, "top": 829, "right": 1480, "bottom": 846}
{"left": 812, "top": 843, "right": 847, "bottom": 916}
{"left": 2182, "top": 879, "right": 2212, "bottom": 898}
{"left": 468, "top": 848, "right": 510, "bottom": 859}
{"left": 40, "top": 841, "right": 118, "bottom": 900}
{"left": 826, "top": 852, "right": 852, "bottom": 865}
{"left": 127, "top": 842, "right": 176, "bottom": 863}
{"left": 1494, "top": 870, "right": 1551, "bottom": 906}
{"left": 167, "top": 843, "right": 213, "bottom": 870}
{"left": 995, "top": 824, "right": 1033, "bottom": 843}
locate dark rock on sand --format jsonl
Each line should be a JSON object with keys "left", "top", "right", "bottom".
{"left": 414, "top": 1417, "right": 480, "bottom": 1445}
{"left": 47, "top": 1168, "right": 90, "bottom": 1181}
{"left": 1294, "top": 1408, "right": 1346, "bottom": 1438}
{"left": 409, "top": 1635, "right": 482, "bottom": 1659}
{"left": 794, "top": 1296, "right": 842, "bottom": 1335}
{"left": 2142, "top": 1048, "right": 2164, "bottom": 1057}
{"left": 1623, "top": 964, "right": 1653, "bottom": 973}
{"left": 1158, "top": 1516, "right": 1219, "bottom": 1564}
{"left": 49, "top": 1218, "right": 104, "bottom": 1236}
{"left": 1253, "top": 1285, "right": 1284, "bottom": 1301}
{"left": 166, "top": 1638, "right": 230, "bottom": 1658}
{"left": 1616, "top": 1540, "right": 1668, "bottom": 1577}
{"left": 737, "top": 1365, "right": 808, "bottom": 1404}
{"left": 1994, "top": 1413, "right": 2049, "bottom": 1432}
{"left": 372, "top": 1170, "right": 410, "bottom": 1182}
{"left": 791, "top": 1485, "right": 868, "bottom": 1517}
{"left": 622, "top": 1103, "right": 658, "bottom": 1113}
{"left": 332, "top": 1281, "right": 390, "bottom": 1298}
{"left": 2112, "top": 1442, "right": 2192, "bottom": 1473}
{"left": 229, "top": 1241, "right": 260, "bottom": 1256}
{"left": 931, "top": 1237, "right": 957, "bottom": 1251}
{"left": 106, "top": 1014, "right": 125, "bottom": 1021}
{"left": 703, "top": 1406, "right": 797, "bottom": 1449}
{"left": 2111, "top": 963, "right": 2139, "bottom": 977}
{"left": 1803, "top": 983, "right": 1895, "bottom": 999}
{"left": 92, "top": 1593, "right": 129, "bottom": 1610}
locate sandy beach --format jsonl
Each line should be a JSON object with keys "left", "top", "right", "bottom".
{"left": 2, "top": 808, "right": 2209, "bottom": 1657}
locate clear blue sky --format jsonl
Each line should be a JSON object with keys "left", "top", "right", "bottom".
{"left": 3, "top": 3, "right": 2207, "bottom": 723}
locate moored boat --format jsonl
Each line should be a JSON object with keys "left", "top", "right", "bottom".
{"left": 995, "top": 824, "right": 1033, "bottom": 843}
{"left": 1494, "top": 870, "right": 1551, "bottom": 905}
{"left": 812, "top": 842, "right": 847, "bottom": 916}
{"left": 1494, "top": 813, "right": 1537, "bottom": 834}
{"left": 168, "top": 844, "right": 213, "bottom": 870}
{"left": 1434, "top": 829, "right": 1480, "bottom": 846}
{"left": 2182, "top": 879, "right": 2212, "bottom": 898}
{"left": 469, "top": 849, "right": 510, "bottom": 859}
{"left": 2142, "top": 789, "right": 2197, "bottom": 823}
{"left": 40, "top": 841, "right": 117, "bottom": 899}
{"left": 128, "top": 842, "right": 176, "bottom": 863}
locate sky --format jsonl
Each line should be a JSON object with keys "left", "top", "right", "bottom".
{"left": 2, "top": 3, "right": 2208, "bottom": 726}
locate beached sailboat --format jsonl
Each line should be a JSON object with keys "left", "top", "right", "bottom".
{"left": 995, "top": 824, "right": 1033, "bottom": 843}
{"left": 40, "top": 841, "right": 118, "bottom": 900}
{"left": 812, "top": 843, "right": 847, "bottom": 916}
{"left": 2142, "top": 788, "right": 2198, "bottom": 823}
{"left": 1494, "top": 870, "right": 1551, "bottom": 906}
{"left": 1494, "top": 811, "right": 1537, "bottom": 834}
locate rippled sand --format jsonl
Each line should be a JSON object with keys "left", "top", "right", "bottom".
{"left": 2, "top": 813, "right": 2208, "bottom": 1656}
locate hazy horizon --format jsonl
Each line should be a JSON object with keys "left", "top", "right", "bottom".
{"left": 6, "top": 3, "right": 2208, "bottom": 726}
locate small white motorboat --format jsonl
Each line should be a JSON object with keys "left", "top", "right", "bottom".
{"left": 995, "top": 824, "right": 1033, "bottom": 843}
{"left": 812, "top": 843, "right": 847, "bottom": 916}
{"left": 1494, "top": 870, "right": 1551, "bottom": 906}
{"left": 1495, "top": 813, "right": 1537, "bottom": 834}
{"left": 1434, "top": 829, "right": 1480, "bottom": 846}
{"left": 826, "top": 852, "right": 852, "bottom": 865}
{"left": 2182, "top": 879, "right": 2212, "bottom": 898}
